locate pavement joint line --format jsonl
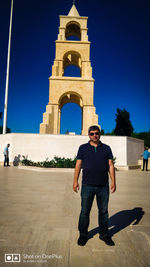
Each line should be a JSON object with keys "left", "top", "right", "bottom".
{"left": 92, "top": 249, "right": 115, "bottom": 252}
{"left": 17, "top": 166, "right": 74, "bottom": 172}
{"left": 130, "top": 225, "right": 150, "bottom": 226}
{"left": 135, "top": 231, "right": 150, "bottom": 245}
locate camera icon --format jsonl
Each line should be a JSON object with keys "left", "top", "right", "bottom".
{"left": 5, "top": 254, "right": 20, "bottom": 262}
{"left": 5, "top": 254, "right": 12, "bottom": 262}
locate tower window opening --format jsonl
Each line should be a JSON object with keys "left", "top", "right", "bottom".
{"left": 67, "top": 35, "right": 80, "bottom": 41}
{"left": 60, "top": 103, "right": 82, "bottom": 135}
{"left": 64, "top": 65, "right": 81, "bottom": 77}
{"left": 65, "top": 22, "right": 81, "bottom": 41}
{"left": 63, "top": 51, "right": 82, "bottom": 77}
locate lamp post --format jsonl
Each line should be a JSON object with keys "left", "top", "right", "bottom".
{"left": 3, "top": 0, "right": 13, "bottom": 134}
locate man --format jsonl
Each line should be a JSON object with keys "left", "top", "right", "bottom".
{"left": 73, "top": 125, "right": 116, "bottom": 246}
{"left": 142, "top": 147, "right": 150, "bottom": 171}
{"left": 4, "top": 144, "right": 10, "bottom": 167}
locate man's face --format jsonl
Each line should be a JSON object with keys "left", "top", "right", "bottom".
{"left": 89, "top": 130, "right": 100, "bottom": 142}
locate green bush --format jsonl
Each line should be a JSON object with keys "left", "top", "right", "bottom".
{"left": 21, "top": 155, "right": 76, "bottom": 168}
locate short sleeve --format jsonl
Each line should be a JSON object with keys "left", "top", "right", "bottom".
{"left": 107, "top": 146, "right": 113, "bottom": 160}
{"left": 76, "top": 145, "right": 84, "bottom": 160}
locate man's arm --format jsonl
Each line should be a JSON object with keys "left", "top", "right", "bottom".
{"left": 73, "top": 159, "right": 82, "bottom": 193}
{"left": 109, "top": 159, "right": 116, "bottom": 193}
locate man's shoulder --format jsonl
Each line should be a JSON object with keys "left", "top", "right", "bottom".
{"left": 101, "top": 142, "right": 111, "bottom": 150}
{"left": 78, "top": 143, "right": 89, "bottom": 150}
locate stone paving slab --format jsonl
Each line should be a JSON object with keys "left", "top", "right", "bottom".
{"left": 0, "top": 167, "right": 150, "bottom": 267}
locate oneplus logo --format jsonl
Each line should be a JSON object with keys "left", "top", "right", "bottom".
{"left": 5, "top": 254, "right": 20, "bottom": 262}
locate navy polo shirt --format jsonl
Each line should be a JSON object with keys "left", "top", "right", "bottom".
{"left": 77, "top": 141, "right": 113, "bottom": 186}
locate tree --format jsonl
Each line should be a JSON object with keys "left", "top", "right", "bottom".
{"left": 105, "top": 131, "right": 115, "bottom": 136}
{"left": 0, "top": 126, "right": 11, "bottom": 134}
{"left": 114, "top": 108, "right": 134, "bottom": 136}
{"left": 101, "top": 129, "right": 105, "bottom": 135}
{"left": 0, "top": 112, "right": 11, "bottom": 134}
{"left": 132, "top": 131, "right": 150, "bottom": 147}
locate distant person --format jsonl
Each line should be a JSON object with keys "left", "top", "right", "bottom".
{"left": 4, "top": 144, "right": 10, "bottom": 167}
{"left": 73, "top": 125, "right": 116, "bottom": 246}
{"left": 142, "top": 147, "right": 150, "bottom": 171}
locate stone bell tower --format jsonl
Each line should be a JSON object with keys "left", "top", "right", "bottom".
{"left": 40, "top": 4, "right": 100, "bottom": 135}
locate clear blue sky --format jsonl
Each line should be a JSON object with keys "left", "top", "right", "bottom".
{"left": 0, "top": 0, "right": 150, "bottom": 134}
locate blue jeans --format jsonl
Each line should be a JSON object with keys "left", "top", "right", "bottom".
{"left": 78, "top": 184, "right": 109, "bottom": 238}
{"left": 143, "top": 159, "right": 148, "bottom": 171}
{"left": 4, "top": 155, "right": 9, "bottom": 166}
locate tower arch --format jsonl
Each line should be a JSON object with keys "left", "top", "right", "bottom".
{"left": 61, "top": 102, "right": 82, "bottom": 134}
{"left": 58, "top": 92, "right": 83, "bottom": 133}
{"left": 63, "top": 50, "right": 82, "bottom": 76}
{"left": 65, "top": 21, "right": 81, "bottom": 40}
{"left": 59, "top": 91, "right": 83, "bottom": 109}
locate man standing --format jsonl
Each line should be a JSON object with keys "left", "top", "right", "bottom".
{"left": 4, "top": 144, "right": 10, "bottom": 167}
{"left": 142, "top": 147, "right": 150, "bottom": 171}
{"left": 73, "top": 125, "right": 116, "bottom": 246}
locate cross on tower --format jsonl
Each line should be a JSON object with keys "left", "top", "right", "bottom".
{"left": 73, "top": 0, "right": 75, "bottom": 5}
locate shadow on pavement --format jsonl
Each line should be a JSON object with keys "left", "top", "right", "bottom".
{"left": 88, "top": 207, "right": 145, "bottom": 240}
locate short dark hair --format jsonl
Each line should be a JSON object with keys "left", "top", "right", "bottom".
{"left": 88, "top": 125, "right": 101, "bottom": 135}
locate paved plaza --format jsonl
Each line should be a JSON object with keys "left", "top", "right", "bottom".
{"left": 0, "top": 166, "right": 150, "bottom": 267}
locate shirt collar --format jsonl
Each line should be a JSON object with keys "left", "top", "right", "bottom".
{"left": 88, "top": 141, "right": 102, "bottom": 147}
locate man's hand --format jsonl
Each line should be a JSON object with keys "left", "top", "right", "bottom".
{"left": 109, "top": 159, "right": 116, "bottom": 194}
{"left": 73, "top": 182, "right": 79, "bottom": 193}
{"left": 110, "top": 182, "right": 116, "bottom": 193}
{"left": 73, "top": 159, "right": 82, "bottom": 193}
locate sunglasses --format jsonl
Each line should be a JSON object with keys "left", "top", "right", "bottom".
{"left": 89, "top": 132, "right": 100, "bottom": 136}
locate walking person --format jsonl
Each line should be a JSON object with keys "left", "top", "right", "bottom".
{"left": 73, "top": 125, "right": 116, "bottom": 246}
{"left": 4, "top": 144, "right": 10, "bottom": 167}
{"left": 142, "top": 147, "right": 150, "bottom": 171}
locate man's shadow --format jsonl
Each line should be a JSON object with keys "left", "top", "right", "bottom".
{"left": 88, "top": 207, "right": 145, "bottom": 239}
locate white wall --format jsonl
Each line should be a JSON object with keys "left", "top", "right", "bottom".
{"left": 127, "top": 137, "right": 144, "bottom": 165}
{"left": 0, "top": 133, "right": 144, "bottom": 166}
{"left": 100, "top": 136, "right": 127, "bottom": 165}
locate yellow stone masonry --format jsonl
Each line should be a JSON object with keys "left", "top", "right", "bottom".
{"left": 40, "top": 4, "right": 100, "bottom": 135}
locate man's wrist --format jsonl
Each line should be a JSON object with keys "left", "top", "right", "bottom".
{"left": 111, "top": 179, "right": 116, "bottom": 185}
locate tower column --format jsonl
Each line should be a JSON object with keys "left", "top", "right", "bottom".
{"left": 82, "top": 106, "right": 99, "bottom": 135}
